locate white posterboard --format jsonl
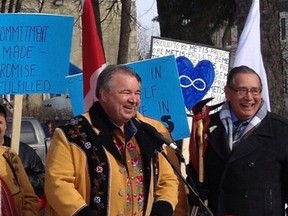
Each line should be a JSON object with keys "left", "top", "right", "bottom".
{"left": 150, "top": 36, "right": 230, "bottom": 110}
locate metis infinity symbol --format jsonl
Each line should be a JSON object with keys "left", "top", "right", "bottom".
{"left": 179, "top": 75, "right": 206, "bottom": 91}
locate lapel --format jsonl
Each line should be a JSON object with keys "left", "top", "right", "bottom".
{"left": 89, "top": 102, "right": 156, "bottom": 166}
{"left": 208, "top": 124, "right": 231, "bottom": 160}
{"left": 208, "top": 112, "right": 273, "bottom": 163}
{"left": 132, "top": 118, "right": 157, "bottom": 166}
{"left": 228, "top": 113, "right": 273, "bottom": 162}
{"left": 89, "top": 102, "right": 125, "bottom": 164}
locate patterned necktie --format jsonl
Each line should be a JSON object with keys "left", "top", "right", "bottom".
{"left": 232, "top": 121, "right": 248, "bottom": 148}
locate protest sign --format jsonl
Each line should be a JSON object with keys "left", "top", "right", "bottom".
{"left": 0, "top": 13, "right": 74, "bottom": 94}
{"left": 151, "top": 36, "right": 230, "bottom": 110}
{"left": 66, "top": 73, "right": 83, "bottom": 116}
{"left": 128, "top": 55, "right": 190, "bottom": 141}
{"left": 0, "top": 13, "right": 73, "bottom": 154}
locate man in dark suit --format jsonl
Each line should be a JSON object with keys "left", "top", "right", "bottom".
{"left": 203, "top": 65, "right": 288, "bottom": 215}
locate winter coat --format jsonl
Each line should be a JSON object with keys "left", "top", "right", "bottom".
{"left": 0, "top": 146, "right": 39, "bottom": 215}
{"left": 45, "top": 102, "right": 179, "bottom": 216}
{"left": 4, "top": 136, "right": 45, "bottom": 196}
{"left": 136, "top": 112, "right": 189, "bottom": 216}
{"left": 205, "top": 112, "right": 288, "bottom": 216}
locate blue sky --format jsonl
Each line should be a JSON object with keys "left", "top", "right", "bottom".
{"left": 136, "top": 0, "right": 158, "bottom": 30}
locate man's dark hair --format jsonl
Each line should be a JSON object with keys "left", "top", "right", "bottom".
{"left": 0, "top": 104, "right": 7, "bottom": 119}
{"left": 226, "top": 65, "right": 263, "bottom": 88}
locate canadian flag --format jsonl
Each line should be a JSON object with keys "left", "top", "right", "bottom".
{"left": 233, "top": 0, "right": 270, "bottom": 110}
{"left": 82, "top": 0, "right": 106, "bottom": 111}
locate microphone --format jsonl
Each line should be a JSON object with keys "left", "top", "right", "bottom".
{"left": 141, "top": 121, "right": 179, "bottom": 151}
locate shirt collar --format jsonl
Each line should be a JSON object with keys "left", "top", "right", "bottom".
{"left": 230, "top": 110, "right": 251, "bottom": 125}
{"left": 109, "top": 119, "right": 137, "bottom": 142}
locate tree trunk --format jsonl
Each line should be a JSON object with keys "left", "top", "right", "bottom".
{"left": 15, "top": 0, "right": 22, "bottom": 12}
{"left": 92, "top": 0, "right": 103, "bottom": 44}
{"left": 1, "top": 0, "right": 7, "bottom": 13}
{"left": 8, "top": 0, "right": 14, "bottom": 12}
{"left": 117, "top": 0, "right": 131, "bottom": 64}
{"left": 1, "top": 0, "right": 23, "bottom": 13}
{"left": 261, "top": 0, "right": 286, "bottom": 115}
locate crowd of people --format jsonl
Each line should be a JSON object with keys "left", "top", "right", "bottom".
{"left": 1, "top": 64, "right": 288, "bottom": 216}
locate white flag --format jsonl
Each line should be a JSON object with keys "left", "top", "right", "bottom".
{"left": 233, "top": 0, "right": 270, "bottom": 110}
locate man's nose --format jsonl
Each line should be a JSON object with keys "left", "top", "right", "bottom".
{"left": 129, "top": 94, "right": 139, "bottom": 103}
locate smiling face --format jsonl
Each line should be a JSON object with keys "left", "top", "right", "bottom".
{"left": 98, "top": 72, "right": 141, "bottom": 127}
{"left": 225, "top": 72, "right": 262, "bottom": 121}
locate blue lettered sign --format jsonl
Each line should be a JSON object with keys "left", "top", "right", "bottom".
{"left": 128, "top": 55, "right": 190, "bottom": 141}
{"left": 0, "top": 13, "right": 74, "bottom": 94}
{"left": 66, "top": 73, "right": 83, "bottom": 116}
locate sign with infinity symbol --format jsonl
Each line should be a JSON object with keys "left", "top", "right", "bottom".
{"left": 151, "top": 36, "right": 230, "bottom": 112}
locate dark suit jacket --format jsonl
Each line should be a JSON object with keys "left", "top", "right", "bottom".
{"left": 205, "top": 112, "right": 288, "bottom": 216}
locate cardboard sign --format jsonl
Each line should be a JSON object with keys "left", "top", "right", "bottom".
{"left": 128, "top": 55, "right": 190, "bottom": 141}
{"left": 151, "top": 36, "right": 230, "bottom": 109}
{"left": 66, "top": 73, "right": 83, "bottom": 116}
{"left": 0, "top": 13, "right": 74, "bottom": 94}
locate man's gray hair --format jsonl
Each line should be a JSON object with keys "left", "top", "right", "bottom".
{"left": 226, "top": 65, "right": 263, "bottom": 88}
{"left": 95, "top": 65, "right": 142, "bottom": 98}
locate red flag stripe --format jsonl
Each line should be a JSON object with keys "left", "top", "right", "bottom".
{"left": 82, "top": 0, "right": 106, "bottom": 111}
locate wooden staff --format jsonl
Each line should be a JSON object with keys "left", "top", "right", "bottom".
{"left": 196, "top": 119, "right": 204, "bottom": 183}
{"left": 11, "top": 95, "right": 23, "bottom": 155}
{"left": 196, "top": 116, "right": 209, "bottom": 207}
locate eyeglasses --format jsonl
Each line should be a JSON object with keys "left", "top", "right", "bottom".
{"left": 229, "top": 86, "right": 262, "bottom": 96}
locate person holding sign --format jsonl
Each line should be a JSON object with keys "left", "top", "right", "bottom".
{"left": 45, "top": 65, "right": 180, "bottom": 216}
{"left": 0, "top": 105, "right": 38, "bottom": 215}
{"left": 198, "top": 65, "right": 288, "bottom": 215}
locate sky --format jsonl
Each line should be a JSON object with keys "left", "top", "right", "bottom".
{"left": 135, "top": 0, "right": 159, "bottom": 35}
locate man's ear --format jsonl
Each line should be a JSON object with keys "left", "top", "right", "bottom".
{"left": 224, "top": 86, "right": 231, "bottom": 101}
{"left": 99, "top": 89, "right": 108, "bottom": 102}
